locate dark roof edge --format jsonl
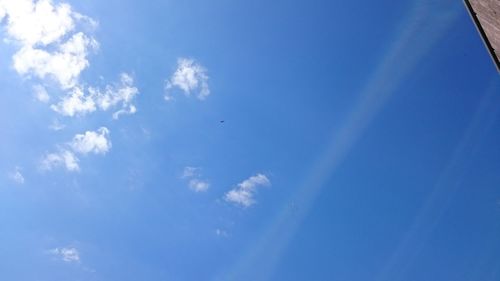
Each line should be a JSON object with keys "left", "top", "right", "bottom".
{"left": 464, "top": 0, "right": 500, "bottom": 73}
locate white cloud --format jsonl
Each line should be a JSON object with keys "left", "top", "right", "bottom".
{"left": 0, "top": 5, "right": 5, "bottom": 21}
{"left": 182, "top": 166, "right": 209, "bottom": 192}
{"left": 40, "top": 127, "right": 111, "bottom": 172}
{"left": 1, "top": 1, "right": 139, "bottom": 120}
{"left": 92, "top": 73, "right": 139, "bottom": 119}
{"left": 41, "top": 149, "right": 79, "bottom": 172}
{"left": 165, "top": 58, "right": 210, "bottom": 101}
{"left": 188, "top": 179, "right": 209, "bottom": 192}
{"left": 50, "top": 86, "right": 96, "bottom": 116}
{"left": 8, "top": 167, "right": 25, "bottom": 184}
{"left": 1, "top": 0, "right": 98, "bottom": 89}
{"left": 13, "top": 32, "right": 98, "bottom": 89}
{"left": 1, "top": 0, "right": 75, "bottom": 46}
{"left": 33, "top": 84, "right": 50, "bottom": 102}
{"left": 70, "top": 127, "right": 111, "bottom": 155}
{"left": 49, "top": 247, "right": 80, "bottom": 263}
{"left": 51, "top": 73, "right": 139, "bottom": 118}
{"left": 224, "top": 174, "right": 270, "bottom": 207}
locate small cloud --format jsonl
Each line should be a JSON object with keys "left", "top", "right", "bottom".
{"left": 164, "top": 94, "right": 174, "bottom": 102}
{"left": 49, "top": 247, "right": 80, "bottom": 263}
{"left": 165, "top": 58, "right": 210, "bottom": 101}
{"left": 50, "top": 86, "right": 96, "bottom": 117}
{"left": 48, "top": 119, "right": 66, "bottom": 131}
{"left": 92, "top": 73, "right": 139, "bottom": 120}
{"left": 141, "top": 127, "right": 151, "bottom": 139}
{"left": 70, "top": 127, "right": 111, "bottom": 155}
{"left": 40, "top": 127, "right": 112, "bottom": 172}
{"left": 33, "top": 85, "right": 50, "bottom": 103}
{"left": 8, "top": 167, "right": 25, "bottom": 184}
{"left": 188, "top": 179, "right": 210, "bottom": 192}
{"left": 40, "top": 149, "right": 79, "bottom": 172}
{"left": 182, "top": 166, "right": 209, "bottom": 192}
{"left": 224, "top": 174, "right": 271, "bottom": 207}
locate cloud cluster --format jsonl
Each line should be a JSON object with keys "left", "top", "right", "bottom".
{"left": 0, "top": 0, "right": 98, "bottom": 89}
{"left": 182, "top": 166, "right": 210, "bottom": 192}
{"left": 1, "top": 0, "right": 139, "bottom": 120}
{"left": 0, "top": 1, "right": 142, "bottom": 179}
{"left": 224, "top": 174, "right": 270, "bottom": 207}
{"left": 49, "top": 247, "right": 80, "bottom": 263}
{"left": 165, "top": 58, "right": 210, "bottom": 101}
{"left": 41, "top": 127, "right": 111, "bottom": 172}
{"left": 50, "top": 73, "right": 139, "bottom": 118}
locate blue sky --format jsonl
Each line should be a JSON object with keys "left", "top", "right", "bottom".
{"left": 1, "top": 0, "right": 500, "bottom": 280}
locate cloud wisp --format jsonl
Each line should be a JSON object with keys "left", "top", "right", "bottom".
{"left": 40, "top": 148, "right": 80, "bottom": 172}
{"left": 51, "top": 73, "right": 139, "bottom": 119}
{"left": 49, "top": 247, "right": 80, "bottom": 263}
{"left": 224, "top": 174, "right": 270, "bottom": 207}
{"left": 41, "top": 127, "right": 111, "bottom": 172}
{"left": 48, "top": 119, "right": 65, "bottom": 131}
{"left": 8, "top": 166, "right": 25, "bottom": 184}
{"left": 33, "top": 84, "right": 50, "bottom": 103}
{"left": 188, "top": 179, "right": 210, "bottom": 192}
{"left": 165, "top": 58, "right": 210, "bottom": 101}
{"left": 182, "top": 166, "right": 210, "bottom": 192}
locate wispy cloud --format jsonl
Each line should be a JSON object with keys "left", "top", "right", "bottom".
{"left": 51, "top": 73, "right": 139, "bottom": 118}
{"left": 215, "top": 228, "right": 229, "bottom": 238}
{"left": 188, "top": 179, "right": 210, "bottom": 192}
{"left": 33, "top": 84, "right": 50, "bottom": 103}
{"left": 224, "top": 174, "right": 270, "bottom": 207}
{"left": 50, "top": 86, "right": 96, "bottom": 116}
{"left": 96, "top": 73, "right": 139, "bottom": 119}
{"left": 165, "top": 58, "right": 210, "bottom": 101}
{"left": 182, "top": 166, "right": 210, "bottom": 192}
{"left": 49, "top": 247, "right": 80, "bottom": 263}
{"left": 182, "top": 166, "right": 200, "bottom": 178}
{"left": 8, "top": 166, "right": 25, "bottom": 184}
{"left": 41, "top": 148, "right": 79, "bottom": 172}
{"left": 40, "top": 127, "right": 111, "bottom": 172}
{"left": 48, "top": 119, "right": 65, "bottom": 131}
